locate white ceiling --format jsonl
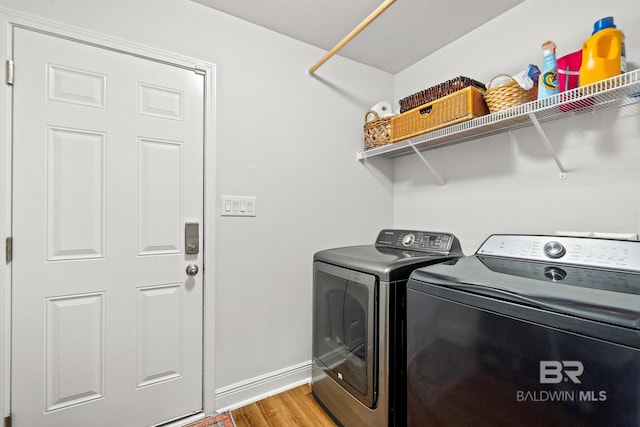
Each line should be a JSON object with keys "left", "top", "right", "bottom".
{"left": 190, "top": 0, "right": 525, "bottom": 74}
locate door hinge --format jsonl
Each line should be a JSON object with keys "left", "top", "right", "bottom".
{"left": 4, "top": 414, "right": 11, "bottom": 427}
{"left": 5, "top": 237, "right": 12, "bottom": 263}
{"left": 6, "top": 59, "right": 14, "bottom": 86}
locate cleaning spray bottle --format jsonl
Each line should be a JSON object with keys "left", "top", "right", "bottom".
{"left": 538, "top": 41, "right": 559, "bottom": 99}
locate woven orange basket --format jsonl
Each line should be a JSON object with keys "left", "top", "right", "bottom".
{"left": 390, "top": 86, "right": 488, "bottom": 143}
{"left": 484, "top": 74, "right": 538, "bottom": 113}
{"left": 363, "top": 110, "right": 393, "bottom": 150}
{"left": 399, "top": 75, "right": 486, "bottom": 113}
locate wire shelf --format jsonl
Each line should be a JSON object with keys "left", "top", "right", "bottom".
{"left": 357, "top": 69, "right": 640, "bottom": 160}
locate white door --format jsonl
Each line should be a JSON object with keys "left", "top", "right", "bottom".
{"left": 11, "top": 27, "right": 204, "bottom": 426}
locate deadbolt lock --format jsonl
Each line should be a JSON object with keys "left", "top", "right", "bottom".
{"left": 185, "top": 222, "right": 199, "bottom": 254}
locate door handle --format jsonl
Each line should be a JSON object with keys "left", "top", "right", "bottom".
{"left": 186, "top": 264, "right": 199, "bottom": 276}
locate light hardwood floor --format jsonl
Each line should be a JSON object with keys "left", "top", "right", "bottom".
{"left": 232, "top": 384, "right": 337, "bottom": 427}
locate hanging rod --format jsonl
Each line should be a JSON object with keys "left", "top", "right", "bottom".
{"left": 307, "top": 0, "right": 396, "bottom": 75}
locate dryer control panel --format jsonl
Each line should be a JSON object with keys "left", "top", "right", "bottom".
{"left": 376, "top": 229, "right": 457, "bottom": 253}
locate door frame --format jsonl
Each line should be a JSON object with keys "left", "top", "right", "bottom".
{"left": 0, "top": 8, "right": 218, "bottom": 422}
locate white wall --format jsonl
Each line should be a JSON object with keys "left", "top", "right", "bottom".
{"left": 392, "top": 0, "right": 640, "bottom": 255}
{"left": 6, "top": 0, "right": 638, "bottom": 415}
{"left": 0, "top": 0, "right": 394, "bottom": 409}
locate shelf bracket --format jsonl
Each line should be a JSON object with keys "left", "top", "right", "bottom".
{"left": 408, "top": 142, "right": 447, "bottom": 189}
{"left": 528, "top": 113, "right": 567, "bottom": 179}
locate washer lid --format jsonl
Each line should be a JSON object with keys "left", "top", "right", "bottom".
{"left": 408, "top": 254, "right": 640, "bottom": 330}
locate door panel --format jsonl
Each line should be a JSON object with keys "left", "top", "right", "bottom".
{"left": 12, "top": 27, "right": 204, "bottom": 427}
{"left": 45, "top": 292, "right": 106, "bottom": 412}
{"left": 47, "top": 127, "right": 106, "bottom": 261}
{"left": 137, "top": 138, "right": 184, "bottom": 255}
{"left": 136, "top": 283, "right": 184, "bottom": 389}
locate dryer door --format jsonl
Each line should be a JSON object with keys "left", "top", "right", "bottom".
{"left": 313, "top": 262, "right": 378, "bottom": 408}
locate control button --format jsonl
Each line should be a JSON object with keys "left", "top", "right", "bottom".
{"left": 544, "top": 267, "right": 566, "bottom": 282}
{"left": 543, "top": 241, "right": 566, "bottom": 259}
{"left": 402, "top": 233, "right": 415, "bottom": 246}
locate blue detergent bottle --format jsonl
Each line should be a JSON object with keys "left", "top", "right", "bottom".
{"left": 538, "top": 40, "right": 559, "bottom": 99}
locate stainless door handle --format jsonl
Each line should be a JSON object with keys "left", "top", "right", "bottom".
{"left": 186, "top": 264, "right": 199, "bottom": 276}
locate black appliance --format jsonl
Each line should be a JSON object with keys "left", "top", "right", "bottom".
{"left": 312, "top": 229, "right": 463, "bottom": 426}
{"left": 406, "top": 234, "right": 640, "bottom": 427}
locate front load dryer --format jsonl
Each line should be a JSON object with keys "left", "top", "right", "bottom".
{"left": 312, "top": 229, "right": 463, "bottom": 427}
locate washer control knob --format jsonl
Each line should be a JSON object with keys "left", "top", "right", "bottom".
{"left": 543, "top": 241, "right": 566, "bottom": 259}
{"left": 544, "top": 267, "right": 567, "bottom": 282}
{"left": 402, "top": 233, "right": 415, "bottom": 247}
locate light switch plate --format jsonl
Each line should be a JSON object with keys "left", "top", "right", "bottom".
{"left": 221, "top": 195, "right": 256, "bottom": 217}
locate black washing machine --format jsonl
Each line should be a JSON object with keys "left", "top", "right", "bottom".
{"left": 312, "top": 229, "right": 463, "bottom": 427}
{"left": 406, "top": 234, "right": 640, "bottom": 427}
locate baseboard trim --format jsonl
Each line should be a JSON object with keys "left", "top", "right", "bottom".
{"left": 215, "top": 360, "right": 312, "bottom": 411}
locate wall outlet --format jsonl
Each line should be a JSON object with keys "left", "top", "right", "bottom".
{"left": 221, "top": 195, "right": 256, "bottom": 217}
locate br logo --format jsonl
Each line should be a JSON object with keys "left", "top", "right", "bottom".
{"left": 540, "top": 361, "right": 584, "bottom": 384}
